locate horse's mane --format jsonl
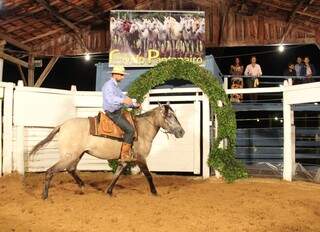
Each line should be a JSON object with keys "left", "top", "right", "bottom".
{"left": 136, "top": 105, "right": 173, "bottom": 118}
{"left": 136, "top": 106, "right": 158, "bottom": 118}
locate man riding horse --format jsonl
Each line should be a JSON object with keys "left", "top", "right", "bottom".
{"left": 102, "top": 65, "right": 140, "bottom": 163}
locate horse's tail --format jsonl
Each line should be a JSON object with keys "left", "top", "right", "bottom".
{"left": 29, "top": 125, "right": 61, "bottom": 156}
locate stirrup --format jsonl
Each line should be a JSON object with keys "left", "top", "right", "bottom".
{"left": 119, "top": 156, "right": 137, "bottom": 163}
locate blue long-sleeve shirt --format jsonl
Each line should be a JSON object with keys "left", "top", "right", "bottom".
{"left": 102, "top": 79, "right": 125, "bottom": 112}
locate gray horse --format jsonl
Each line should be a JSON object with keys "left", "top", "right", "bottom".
{"left": 30, "top": 104, "right": 185, "bottom": 199}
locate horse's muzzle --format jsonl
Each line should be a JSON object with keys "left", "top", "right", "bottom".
{"left": 174, "top": 128, "right": 185, "bottom": 138}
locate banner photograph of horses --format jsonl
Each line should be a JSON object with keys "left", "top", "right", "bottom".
{"left": 109, "top": 10, "right": 205, "bottom": 66}
{"left": 1, "top": 1, "right": 320, "bottom": 232}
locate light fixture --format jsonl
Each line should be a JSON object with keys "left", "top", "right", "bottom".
{"left": 315, "top": 102, "right": 318, "bottom": 105}
{"left": 274, "top": 116, "right": 279, "bottom": 121}
{"left": 278, "top": 44, "right": 285, "bottom": 52}
{"left": 84, "top": 53, "right": 90, "bottom": 61}
{"left": 280, "top": 119, "right": 283, "bottom": 123}
{"left": 256, "top": 118, "right": 260, "bottom": 122}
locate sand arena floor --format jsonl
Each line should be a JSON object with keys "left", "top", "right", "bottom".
{"left": 0, "top": 172, "right": 320, "bottom": 232}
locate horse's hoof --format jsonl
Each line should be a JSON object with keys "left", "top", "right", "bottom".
{"left": 42, "top": 193, "right": 48, "bottom": 200}
{"left": 106, "top": 190, "right": 113, "bottom": 196}
{"left": 151, "top": 190, "right": 158, "bottom": 196}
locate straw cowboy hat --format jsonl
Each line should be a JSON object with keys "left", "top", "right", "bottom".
{"left": 110, "top": 65, "right": 128, "bottom": 75}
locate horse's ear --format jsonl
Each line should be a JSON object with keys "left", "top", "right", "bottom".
{"left": 166, "top": 101, "right": 170, "bottom": 105}
{"left": 160, "top": 105, "right": 167, "bottom": 117}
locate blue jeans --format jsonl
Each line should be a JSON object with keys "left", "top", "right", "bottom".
{"left": 105, "top": 110, "right": 135, "bottom": 144}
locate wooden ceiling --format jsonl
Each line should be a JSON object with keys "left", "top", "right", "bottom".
{"left": 0, "top": 0, "right": 320, "bottom": 57}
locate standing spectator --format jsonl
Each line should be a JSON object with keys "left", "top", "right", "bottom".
{"left": 300, "top": 56, "right": 316, "bottom": 83}
{"left": 230, "top": 57, "right": 244, "bottom": 103}
{"left": 244, "top": 56, "right": 262, "bottom": 101}
{"left": 295, "top": 57, "right": 303, "bottom": 76}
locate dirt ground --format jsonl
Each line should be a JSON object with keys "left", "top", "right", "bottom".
{"left": 0, "top": 172, "right": 320, "bottom": 232}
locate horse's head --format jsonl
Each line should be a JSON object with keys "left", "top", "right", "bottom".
{"left": 156, "top": 104, "right": 185, "bottom": 138}
{"left": 181, "top": 16, "right": 193, "bottom": 33}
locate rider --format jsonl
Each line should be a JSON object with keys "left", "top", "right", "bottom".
{"left": 102, "top": 65, "right": 140, "bottom": 162}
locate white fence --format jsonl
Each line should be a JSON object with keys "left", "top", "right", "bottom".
{"left": 1, "top": 81, "right": 212, "bottom": 178}
{"left": 224, "top": 77, "right": 320, "bottom": 181}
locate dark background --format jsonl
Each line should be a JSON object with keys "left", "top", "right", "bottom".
{"left": 2, "top": 44, "right": 319, "bottom": 90}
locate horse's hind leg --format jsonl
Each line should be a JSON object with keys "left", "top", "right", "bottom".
{"left": 67, "top": 154, "right": 85, "bottom": 191}
{"left": 137, "top": 156, "right": 157, "bottom": 195}
{"left": 105, "top": 162, "right": 128, "bottom": 196}
{"left": 42, "top": 158, "right": 75, "bottom": 200}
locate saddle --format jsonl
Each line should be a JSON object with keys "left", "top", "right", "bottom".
{"left": 88, "top": 111, "right": 137, "bottom": 140}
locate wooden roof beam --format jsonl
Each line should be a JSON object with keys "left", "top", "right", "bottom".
{"left": 0, "top": 51, "right": 29, "bottom": 68}
{"left": 61, "top": 0, "right": 103, "bottom": 22}
{"left": 120, "top": 0, "right": 137, "bottom": 9}
{"left": 250, "top": 0, "right": 320, "bottom": 20}
{"left": 0, "top": 1, "right": 61, "bottom": 26}
{"left": 23, "top": 3, "right": 122, "bottom": 45}
{"left": 0, "top": 31, "right": 31, "bottom": 52}
{"left": 280, "top": 0, "right": 307, "bottom": 43}
{"left": 35, "top": 56, "right": 59, "bottom": 87}
{"left": 23, "top": 28, "right": 64, "bottom": 44}
{"left": 34, "top": 0, "right": 88, "bottom": 52}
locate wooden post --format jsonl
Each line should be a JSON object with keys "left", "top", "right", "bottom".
{"left": 283, "top": 80, "right": 295, "bottom": 181}
{"left": 202, "top": 94, "right": 210, "bottom": 179}
{"left": 17, "top": 65, "right": 27, "bottom": 86}
{"left": 224, "top": 77, "right": 228, "bottom": 91}
{"left": 16, "top": 125, "right": 25, "bottom": 175}
{"left": 0, "top": 97, "right": 2, "bottom": 176}
{"left": 12, "top": 81, "right": 24, "bottom": 174}
{"left": 28, "top": 55, "right": 34, "bottom": 86}
{"left": 193, "top": 92, "right": 201, "bottom": 174}
{"left": 2, "top": 83, "right": 14, "bottom": 175}
{"left": 0, "top": 40, "right": 5, "bottom": 82}
{"left": 214, "top": 100, "right": 223, "bottom": 178}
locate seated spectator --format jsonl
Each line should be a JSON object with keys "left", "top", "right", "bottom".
{"left": 295, "top": 56, "right": 303, "bottom": 76}
{"left": 230, "top": 57, "right": 244, "bottom": 103}
{"left": 300, "top": 56, "right": 316, "bottom": 83}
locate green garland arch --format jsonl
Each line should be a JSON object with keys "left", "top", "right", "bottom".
{"left": 128, "top": 59, "right": 247, "bottom": 182}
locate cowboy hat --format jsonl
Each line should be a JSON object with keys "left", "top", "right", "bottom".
{"left": 110, "top": 65, "right": 128, "bottom": 75}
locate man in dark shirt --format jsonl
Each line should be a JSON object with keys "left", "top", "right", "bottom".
{"left": 283, "top": 63, "right": 296, "bottom": 76}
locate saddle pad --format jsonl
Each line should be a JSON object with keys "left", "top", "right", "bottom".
{"left": 89, "top": 111, "right": 137, "bottom": 140}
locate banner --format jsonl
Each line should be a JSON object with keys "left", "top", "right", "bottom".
{"left": 109, "top": 10, "right": 205, "bottom": 67}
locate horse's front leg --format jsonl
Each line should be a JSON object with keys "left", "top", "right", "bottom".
{"left": 106, "top": 162, "right": 128, "bottom": 196}
{"left": 136, "top": 155, "right": 157, "bottom": 195}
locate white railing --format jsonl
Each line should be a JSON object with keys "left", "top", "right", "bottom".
{"left": 224, "top": 76, "right": 320, "bottom": 181}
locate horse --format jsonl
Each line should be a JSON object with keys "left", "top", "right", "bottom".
{"left": 181, "top": 16, "right": 194, "bottom": 56}
{"left": 164, "top": 16, "right": 183, "bottom": 56}
{"left": 29, "top": 104, "right": 185, "bottom": 199}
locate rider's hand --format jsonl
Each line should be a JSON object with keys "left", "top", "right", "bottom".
{"left": 123, "top": 97, "right": 133, "bottom": 105}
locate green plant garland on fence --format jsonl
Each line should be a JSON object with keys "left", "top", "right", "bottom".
{"left": 127, "top": 59, "right": 248, "bottom": 182}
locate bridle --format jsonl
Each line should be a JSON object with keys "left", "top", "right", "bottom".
{"left": 139, "top": 111, "right": 172, "bottom": 138}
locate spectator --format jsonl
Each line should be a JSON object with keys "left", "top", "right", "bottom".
{"left": 300, "top": 56, "right": 316, "bottom": 83}
{"left": 230, "top": 57, "right": 244, "bottom": 103}
{"left": 283, "top": 63, "right": 296, "bottom": 76}
{"left": 295, "top": 57, "right": 303, "bottom": 76}
{"left": 244, "top": 56, "right": 262, "bottom": 101}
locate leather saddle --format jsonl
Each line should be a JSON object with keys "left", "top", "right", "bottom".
{"left": 88, "top": 111, "right": 137, "bottom": 140}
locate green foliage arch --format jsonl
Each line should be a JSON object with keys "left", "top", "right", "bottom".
{"left": 128, "top": 59, "right": 247, "bottom": 182}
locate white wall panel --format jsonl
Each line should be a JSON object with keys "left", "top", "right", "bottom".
{"left": 146, "top": 103, "right": 199, "bottom": 172}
